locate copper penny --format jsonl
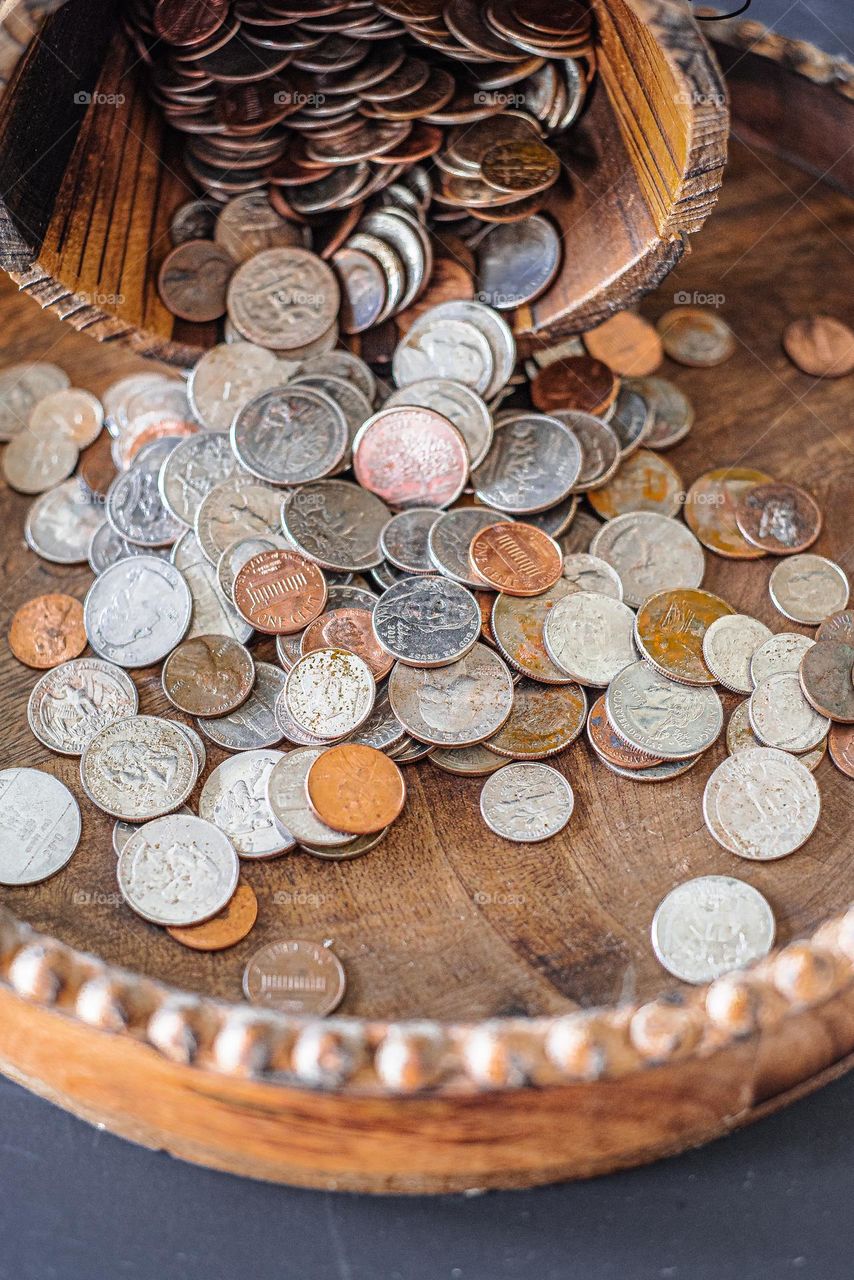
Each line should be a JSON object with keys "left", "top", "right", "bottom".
{"left": 233, "top": 548, "right": 328, "bottom": 635}
{"left": 586, "top": 694, "right": 664, "bottom": 770}
{"left": 300, "top": 608, "right": 393, "bottom": 681}
{"left": 829, "top": 722, "right": 854, "bottom": 777}
{"left": 353, "top": 406, "right": 469, "bottom": 510}
{"left": 635, "top": 589, "right": 735, "bottom": 685}
{"left": 157, "top": 239, "right": 235, "bottom": 322}
{"left": 9, "top": 594, "right": 86, "bottom": 668}
{"left": 79, "top": 432, "right": 117, "bottom": 500}
{"left": 799, "top": 641, "right": 854, "bottom": 723}
{"left": 683, "top": 467, "right": 773, "bottom": 560}
{"left": 469, "top": 522, "right": 562, "bottom": 597}
{"left": 782, "top": 315, "right": 854, "bottom": 378}
{"left": 656, "top": 307, "right": 736, "bottom": 367}
{"left": 167, "top": 881, "right": 258, "bottom": 952}
{"left": 583, "top": 312, "right": 663, "bottom": 376}
{"left": 480, "top": 138, "right": 560, "bottom": 195}
{"left": 154, "top": 0, "right": 229, "bottom": 46}
{"left": 735, "top": 481, "right": 822, "bottom": 555}
{"left": 586, "top": 448, "right": 684, "bottom": 520}
{"left": 306, "top": 743, "right": 405, "bottom": 834}
{"left": 531, "top": 356, "right": 617, "bottom": 416}
{"left": 162, "top": 634, "right": 255, "bottom": 717}
{"left": 817, "top": 610, "right": 854, "bottom": 645}
{"left": 243, "top": 939, "right": 345, "bottom": 1016}
{"left": 484, "top": 679, "right": 587, "bottom": 759}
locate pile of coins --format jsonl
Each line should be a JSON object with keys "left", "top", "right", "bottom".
{"left": 3, "top": 296, "right": 854, "bottom": 1009}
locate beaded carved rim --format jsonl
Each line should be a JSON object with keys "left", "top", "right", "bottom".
{"left": 0, "top": 16, "right": 850, "bottom": 1098}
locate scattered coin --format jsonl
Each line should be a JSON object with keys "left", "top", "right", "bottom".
{"left": 200, "top": 749, "right": 295, "bottom": 858}
{"left": 426, "top": 506, "right": 506, "bottom": 589}
{"left": 158, "top": 239, "right": 234, "bottom": 322}
{"left": 703, "top": 747, "right": 820, "bottom": 860}
{"left": 26, "top": 479, "right": 106, "bottom": 565}
{"left": 84, "top": 557, "right": 192, "bottom": 668}
{"left": 627, "top": 376, "right": 693, "bottom": 450}
{"left": 231, "top": 386, "right": 348, "bottom": 486}
{"left": 372, "top": 575, "right": 480, "bottom": 667}
{"left": 749, "top": 672, "right": 830, "bottom": 752}
{"left": 227, "top": 248, "right": 340, "bottom": 351}
{"left": 385, "top": 379, "right": 493, "bottom": 468}
{"left": 817, "top": 611, "right": 854, "bottom": 645}
{"left": 306, "top": 744, "right": 406, "bottom": 834}
{"left": 560, "top": 553, "right": 623, "bottom": 600}
{"left": 726, "top": 698, "right": 825, "bottom": 772}
{"left": 702, "top": 614, "right": 773, "bottom": 694}
{"left": 479, "top": 763, "right": 574, "bottom": 842}
{"left": 735, "top": 481, "right": 822, "bottom": 555}
{"left": 799, "top": 641, "right": 854, "bottom": 723}
{"left": 583, "top": 311, "right": 663, "bottom": 376}
{"left": 586, "top": 448, "right": 683, "bottom": 520}
{"left": 657, "top": 307, "right": 736, "bottom": 367}
{"left": 768, "top": 554, "right": 849, "bottom": 625}
{"left": 469, "top": 522, "right": 562, "bottom": 596}
{"left": 0, "top": 362, "right": 70, "bottom": 442}
{"left": 607, "top": 384, "right": 652, "bottom": 458}
{"left": 243, "top": 939, "right": 346, "bottom": 1015}
{"left": 195, "top": 476, "right": 285, "bottom": 564}
{"left": 471, "top": 413, "right": 581, "bottom": 514}
{"left": 353, "top": 405, "right": 469, "bottom": 509}
{"left": 430, "top": 744, "right": 506, "bottom": 776}
{"left": 388, "top": 641, "right": 513, "bottom": 746}
{"left": 829, "top": 722, "right": 854, "bottom": 778}
{"left": 590, "top": 512, "right": 705, "bottom": 608}
{"left": 81, "top": 716, "right": 198, "bottom": 821}
{"left": 3, "top": 429, "right": 79, "bottom": 494}
{"left": 651, "top": 876, "right": 775, "bottom": 983}
{"left": 545, "top": 593, "right": 637, "bottom": 686}
{"left": 9, "top": 594, "right": 86, "bottom": 669}
{"left": 0, "top": 768, "right": 81, "bottom": 885}
{"left": 28, "top": 388, "right": 104, "bottom": 448}
{"left": 27, "top": 658, "right": 138, "bottom": 755}
{"left": 634, "top": 588, "right": 734, "bottom": 685}
{"left": 266, "top": 747, "right": 352, "bottom": 849}
{"left": 233, "top": 547, "right": 328, "bottom": 634}
{"left": 198, "top": 661, "right": 286, "bottom": 751}
{"left": 586, "top": 694, "right": 663, "bottom": 770}
{"left": 475, "top": 215, "right": 562, "bottom": 309}
{"left": 485, "top": 680, "right": 587, "bottom": 759}
{"left": 162, "top": 635, "right": 255, "bottom": 717}
{"left": 158, "top": 431, "right": 243, "bottom": 527}
{"left": 172, "top": 530, "right": 254, "bottom": 645}
{"left": 117, "top": 814, "right": 239, "bottom": 926}
{"left": 301, "top": 607, "right": 393, "bottom": 681}
{"left": 782, "top": 314, "right": 854, "bottom": 378}
{"left": 531, "top": 356, "right": 616, "bottom": 416}
{"left": 490, "top": 579, "right": 577, "bottom": 684}
{"left": 606, "top": 660, "right": 723, "bottom": 760}
{"left": 282, "top": 479, "right": 389, "bottom": 573}
{"left": 285, "top": 648, "right": 376, "bottom": 740}
{"left": 167, "top": 880, "right": 259, "bottom": 951}
{"left": 380, "top": 508, "right": 441, "bottom": 574}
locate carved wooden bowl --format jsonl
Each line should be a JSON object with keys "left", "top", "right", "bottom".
{"left": 0, "top": 0, "right": 727, "bottom": 366}
{"left": 0, "top": 19, "right": 852, "bottom": 1193}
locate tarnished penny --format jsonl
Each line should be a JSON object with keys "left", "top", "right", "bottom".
{"left": 799, "top": 641, "right": 854, "bottom": 723}
{"left": 684, "top": 467, "right": 774, "bottom": 560}
{"left": 233, "top": 549, "right": 328, "bottom": 635}
{"left": 583, "top": 312, "right": 663, "bottom": 376}
{"left": 157, "top": 239, "right": 234, "bottom": 322}
{"left": 353, "top": 406, "right": 469, "bottom": 510}
{"left": 162, "top": 634, "right": 255, "bottom": 717}
{"left": 656, "top": 307, "right": 736, "bottom": 367}
{"left": 490, "top": 579, "right": 577, "bottom": 684}
{"left": 829, "top": 722, "right": 854, "bottom": 777}
{"left": 469, "top": 523, "right": 562, "bottom": 596}
{"left": 301, "top": 608, "right": 393, "bottom": 681}
{"left": 635, "top": 589, "right": 735, "bottom": 685}
{"left": 735, "top": 481, "right": 822, "bottom": 555}
{"left": 586, "top": 694, "right": 663, "bottom": 770}
{"left": 484, "top": 679, "right": 586, "bottom": 759}
{"left": 586, "top": 448, "right": 683, "bottom": 520}
{"left": 782, "top": 314, "right": 854, "bottom": 378}
{"left": 243, "top": 939, "right": 345, "bottom": 1016}
{"left": 9, "top": 594, "right": 86, "bottom": 668}
{"left": 306, "top": 744, "right": 405, "bottom": 834}
{"left": 167, "top": 880, "right": 258, "bottom": 951}
{"left": 817, "top": 611, "right": 854, "bottom": 645}
{"left": 531, "top": 356, "right": 617, "bottom": 416}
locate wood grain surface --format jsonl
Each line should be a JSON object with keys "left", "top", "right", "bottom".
{"left": 0, "top": 130, "right": 852, "bottom": 1024}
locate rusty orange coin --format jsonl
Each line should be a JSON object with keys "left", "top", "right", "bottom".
{"left": 233, "top": 548, "right": 328, "bottom": 635}
{"left": 583, "top": 312, "right": 663, "bottom": 376}
{"left": 782, "top": 314, "right": 854, "bottom": 378}
{"left": 300, "top": 607, "right": 393, "bottom": 680}
{"left": 829, "top": 722, "right": 854, "bottom": 778}
{"left": 586, "top": 694, "right": 664, "bottom": 770}
{"left": 530, "top": 356, "right": 618, "bottom": 416}
{"left": 167, "top": 881, "right": 258, "bottom": 952}
{"left": 484, "top": 679, "right": 587, "bottom": 759}
{"left": 635, "top": 589, "right": 735, "bottom": 685}
{"left": 586, "top": 448, "right": 684, "bottom": 520}
{"left": 469, "top": 523, "right": 562, "bottom": 597}
{"left": 683, "top": 467, "right": 773, "bottom": 560}
{"left": 8, "top": 593, "right": 87, "bottom": 668}
{"left": 306, "top": 744, "right": 406, "bottom": 835}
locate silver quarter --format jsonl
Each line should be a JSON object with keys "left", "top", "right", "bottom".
{"left": 560, "top": 552, "right": 624, "bottom": 600}
{"left": 231, "top": 386, "right": 348, "bottom": 486}
{"left": 388, "top": 642, "right": 514, "bottom": 747}
{"left": 0, "top": 768, "right": 81, "bottom": 885}
{"left": 284, "top": 648, "right": 375, "bottom": 740}
{"left": 282, "top": 479, "right": 389, "bottom": 572}
{"left": 172, "top": 531, "right": 254, "bottom": 644}
{"left": 702, "top": 614, "right": 773, "bottom": 695}
{"left": 749, "top": 672, "right": 830, "bottom": 752}
{"left": 199, "top": 750, "right": 294, "bottom": 859}
{"left": 606, "top": 660, "right": 723, "bottom": 759}
{"left": 471, "top": 413, "right": 581, "bottom": 514}
{"left": 117, "top": 814, "right": 239, "bottom": 925}
{"left": 651, "top": 875, "right": 775, "bottom": 983}
{"left": 544, "top": 593, "right": 637, "bottom": 686}
{"left": 380, "top": 508, "right": 441, "bottom": 575}
{"left": 28, "top": 658, "right": 138, "bottom": 755}
{"left": 427, "top": 506, "right": 508, "bottom": 589}
{"left": 590, "top": 512, "right": 705, "bottom": 608}
{"left": 112, "top": 804, "right": 192, "bottom": 858}
{"left": 768, "top": 554, "right": 850, "bottom": 625}
{"left": 80, "top": 715, "right": 198, "bottom": 820}
{"left": 422, "top": 300, "right": 516, "bottom": 400}
{"left": 106, "top": 443, "right": 184, "bottom": 547}
{"left": 385, "top": 379, "right": 493, "bottom": 468}
{"left": 372, "top": 575, "right": 480, "bottom": 667}
{"left": 198, "top": 662, "right": 286, "bottom": 751}
{"left": 266, "top": 747, "right": 352, "bottom": 849}
{"left": 158, "top": 431, "right": 243, "bottom": 527}
{"left": 25, "top": 479, "right": 105, "bottom": 564}
{"left": 393, "top": 316, "right": 494, "bottom": 395}
{"left": 84, "top": 557, "right": 192, "bottom": 667}
{"left": 750, "top": 632, "right": 815, "bottom": 686}
{"left": 479, "top": 763, "right": 574, "bottom": 843}
{"left": 703, "top": 747, "right": 820, "bottom": 860}
{"left": 195, "top": 477, "right": 282, "bottom": 564}
{"left": 187, "top": 341, "right": 286, "bottom": 432}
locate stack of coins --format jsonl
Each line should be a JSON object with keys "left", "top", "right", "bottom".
{"left": 3, "top": 297, "right": 854, "bottom": 1008}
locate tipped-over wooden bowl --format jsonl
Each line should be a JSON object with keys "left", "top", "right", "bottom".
{"left": 0, "top": 0, "right": 727, "bottom": 366}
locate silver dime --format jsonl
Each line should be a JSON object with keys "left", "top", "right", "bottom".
{"left": 187, "top": 341, "right": 286, "bottom": 433}
{"left": 609, "top": 384, "right": 652, "bottom": 457}
{"left": 385, "top": 379, "right": 493, "bottom": 468}
{"left": 88, "top": 522, "right": 168, "bottom": 574}
{"left": 84, "top": 557, "right": 192, "bottom": 667}
{"left": 725, "top": 699, "right": 826, "bottom": 771}
{"left": 749, "top": 672, "right": 830, "bottom": 752}
{"left": 282, "top": 479, "right": 389, "bottom": 572}
{"left": 275, "top": 632, "right": 304, "bottom": 675}
{"left": 0, "top": 768, "right": 81, "bottom": 885}
{"left": 172, "top": 531, "right": 254, "bottom": 644}
{"left": 380, "top": 508, "right": 441, "bottom": 574}
{"left": 198, "top": 662, "right": 286, "bottom": 751}
{"left": 768, "top": 554, "right": 850, "bottom": 625}
{"left": 526, "top": 494, "right": 579, "bottom": 540}
{"left": 0, "top": 362, "right": 70, "bottom": 442}
{"left": 231, "top": 387, "right": 348, "bottom": 486}
{"left": 371, "top": 561, "right": 411, "bottom": 591}
{"left": 560, "top": 553, "right": 623, "bottom": 600}
{"left": 357, "top": 208, "right": 430, "bottom": 314}
{"left": 199, "top": 750, "right": 295, "bottom": 859}
{"left": 476, "top": 216, "right": 561, "bottom": 311}
{"left": 81, "top": 715, "right": 198, "bottom": 820}
{"left": 606, "top": 660, "right": 723, "bottom": 759}
{"left": 651, "top": 875, "right": 775, "bottom": 984}
{"left": 106, "top": 445, "right": 184, "bottom": 548}
{"left": 553, "top": 411, "right": 620, "bottom": 491}
{"left": 327, "top": 583, "right": 378, "bottom": 613}
{"left": 388, "top": 642, "right": 514, "bottom": 747}
{"left": 701, "top": 614, "right": 773, "bottom": 695}
{"left": 479, "top": 763, "right": 574, "bottom": 842}
{"left": 544, "top": 593, "right": 637, "bottom": 686}
{"left": 422, "top": 300, "right": 516, "bottom": 400}
{"left": 217, "top": 533, "right": 290, "bottom": 603}
{"left": 284, "top": 648, "right": 375, "bottom": 740}
{"left": 750, "top": 632, "right": 815, "bottom": 686}
{"left": 266, "top": 747, "right": 352, "bottom": 849}
{"left": 158, "top": 431, "right": 243, "bottom": 527}
{"left": 393, "top": 316, "right": 494, "bottom": 395}
{"left": 347, "top": 231, "right": 406, "bottom": 324}
{"left": 28, "top": 658, "right": 138, "bottom": 755}
{"left": 427, "top": 506, "right": 508, "bottom": 589}
{"left": 195, "top": 477, "right": 282, "bottom": 564}
{"left": 628, "top": 376, "right": 694, "bottom": 450}
{"left": 590, "top": 512, "right": 705, "bottom": 608}
{"left": 703, "top": 747, "right": 820, "bottom": 860}
{"left": 373, "top": 575, "right": 480, "bottom": 667}
{"left": 112, "top": 803, "right": 192, "bottom": 858}
{"left": 25, "top": 479, "right": 105, "bottom": 565}
{"left": 117, "top": 814, "right": 239, "bottom": 925}
{"left": 471, "top": 414, "right": 581, "bottom": 515}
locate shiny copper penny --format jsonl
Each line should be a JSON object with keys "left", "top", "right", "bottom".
{"left": 157, "top": 239, "right": 234, "bottom": 322}
{"left": 586, "top": 448, "right": 684, "bottom": 520}
{"left": 829, "top": 722, "right": 854, "bottom": 777}
{"left": 243, "top": 939, "right": 345, "bottom": 1016}
{"left": 162, "top": 634, "right": 255, "bottom": 717}
{"left": 531, "top": 356, "right": 617, "bottom": 416}
{"left": 800, "top": 641, "right": 854, "bottom": 723}
{"left": 300, "top": 607, "right": 393, "bottom": 681}
{"left": 656, "top": 307, "right": 736, "bottom": 367}
{"left": 583, "top": 312, "right": 663, "bottom": 377}
{"left": 817, "top": 611, "right": 854, "bottom": 645}
{"left": 469, "top": 523, "right": 562, "bottom": 597}
{"left": 683, "top": 467, "right": 773, "bottom": 560}
{"left": 233, "top": 548, "right": 328, "bottom": 635}
{"left": 735, "top": 481, "right": 822, "bottom": 555}
{"left": 782, "top": 315, "right": 854, "bottom": 378}
{"left": 167, "top": 881, "right": 258, "bottom": 952}
{"left": 9, "top": 594, "right": 86, "bottom": 668}
{"left": 635, "top": 589, "right": 735, "bottom": 685}
{"left": 306, "top": 743, "right": 405, "bottom": 834}
{"left": 484, "top": 679, "right": 586, "bottom": 759}
{"left": 586, "top": 694, "right": 664, "bottom": 770}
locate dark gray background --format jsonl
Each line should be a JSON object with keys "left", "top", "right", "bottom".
{"left": 3, "top": 2, "right": 854, "bottom": 1278}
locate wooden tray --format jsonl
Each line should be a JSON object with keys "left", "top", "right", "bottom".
{"left": 0, "top": 19, "right": 852, "bottom": 1192}
{"left": 0, "top": 0, "right": 727, "bottom": 365}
